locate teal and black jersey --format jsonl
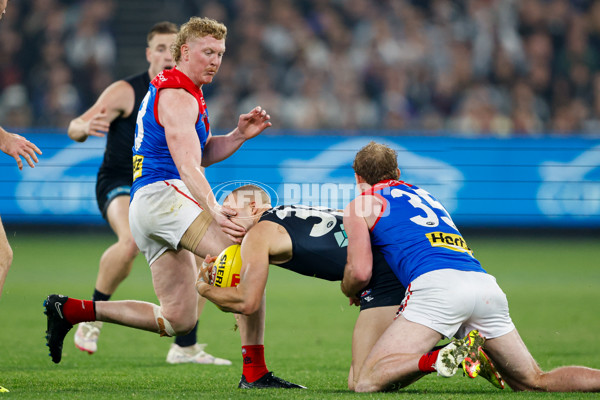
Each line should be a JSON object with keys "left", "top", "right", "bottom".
{"left": 367, "top": 180, "right": 486, "bottom": 288}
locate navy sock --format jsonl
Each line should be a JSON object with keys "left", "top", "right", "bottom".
{"left": 175, "top": 321, "right": 198, "bottom": 347}
{"left": 92, "top": 289, "right": 111, "bottom": 302}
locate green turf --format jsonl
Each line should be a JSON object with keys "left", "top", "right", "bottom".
{"left": 0, "top": 230, "right": 599, "bottom": 399}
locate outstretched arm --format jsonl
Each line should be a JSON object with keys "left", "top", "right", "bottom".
{"left": 200, "top": 106, "right": 271, "bottom": 167}
{"left": 0, "top": 126, "right": 42, "bottom": 170}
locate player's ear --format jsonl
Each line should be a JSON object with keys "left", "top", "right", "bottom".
{"left": 146, "top": 47, "right": 151, "bottom": 63}
{"left": 250, "top": 201, "right": 258, "bottom": 214}
{"left": 355, "top": 173, "right": 366, "bottom": 184}
{"left": 396, "top": 168, "right": 401, "bottom": 179}
{"left": 181, "top": 43, "right": 189, "bottom": 61}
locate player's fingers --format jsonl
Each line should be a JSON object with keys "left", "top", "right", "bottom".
{"left": 28, "top": 142, "right": 42, "bottom": 155}
{"left": 226, "top": 220, "right": 246, "bottom": 235}
{"left": 12, "top": 155, "right": 23, "bottom": 170}
{"left": 22, "top": 153, "right": 35, "bottom": 168}
{"left": 93, "top": 121, "right": 110, "bottom": 132}
{"left": 220, "top": 205, "right": 237, "bottom": 217}
{"left": 227, "top": 234, "right": 242, "bottom": 244}
{"left": 23, "top": 146, "right": 39, "bottom": 165}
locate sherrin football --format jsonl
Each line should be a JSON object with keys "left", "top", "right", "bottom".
{"left": 211, "top": 244, "right": 242, "bottom": 288}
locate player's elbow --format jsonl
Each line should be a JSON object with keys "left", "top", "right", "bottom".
{"left": 67, "top": 122, "right": 85, "bottom": 142}
{"left": 349, "top": 265, "right": 371, "bottom": 286}
{"left": 238, "top": 298, "right": 261, "bottom": 316}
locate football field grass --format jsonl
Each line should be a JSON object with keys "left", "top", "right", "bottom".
{"left": 0, "top": 229, "right": 599, "bottom": 399}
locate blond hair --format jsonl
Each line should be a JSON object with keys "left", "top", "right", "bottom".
{"left": 172, "top": 17, "right": 227, "bottom": 62}
{"left": 352, "top": 141, "right": 400, "bottom": 185}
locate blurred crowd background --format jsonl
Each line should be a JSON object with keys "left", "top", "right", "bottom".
{"left": 2, "top": 0, "right": 600, "bottom": 135}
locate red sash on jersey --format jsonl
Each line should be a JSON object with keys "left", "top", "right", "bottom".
{"left": 151, "top": 66, "right": 207, "bottom": 125}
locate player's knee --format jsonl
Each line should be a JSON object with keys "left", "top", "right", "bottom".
{"left": 506, "top": 369, "right": 546, "bottom": 391}
{"left": 169, "top": 318, "right": 196, "bottom": 336}
{"left": 152, "top": 304, "right": 195, "bottom": 336}
{"left": 119, "top": 235, "right": 140, "bottom": 261}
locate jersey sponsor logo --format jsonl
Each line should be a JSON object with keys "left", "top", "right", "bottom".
{"left": 360, "top": 289, "right": 373, "bottom": 303}
{"left": 334, "top": 223, "right": 348, "bottom": 247}
{"left": 425, "top": 231, "right": 473, "bottom": 256}
{"left": 132, "top": 155, "right": 144, "bottom": 181}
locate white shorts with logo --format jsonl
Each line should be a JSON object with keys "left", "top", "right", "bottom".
{"left": 399, "top": 269, "right": 515, "bottom": 340}
{"left": 129, "top": 179, "right": 204, "bottom": 265}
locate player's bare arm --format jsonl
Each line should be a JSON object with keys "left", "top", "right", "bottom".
{"left": 196, "top": 223, "right": 272, "bottom": 314}
{"left": 0, "top": 126, "right": 42, "bottom": 170}
{"left": 201, "top": 106, "right": 271, "bottom": 167}
{"left": 161, "top": 87, "right": 245, "bottom": 240}
{"left": 341, "top": 196, "right": 379, "bottom": 302}
{"left": 67, "top": 80, "right": 135, "bottom": 142}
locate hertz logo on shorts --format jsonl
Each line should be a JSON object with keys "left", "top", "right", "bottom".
{"left": 133, "top": 155, "right": 144, "bottom": 181}
{"left": 425, "top": 232, "right": 473, "bottom": 257}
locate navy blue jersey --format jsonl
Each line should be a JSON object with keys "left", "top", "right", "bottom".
{"left": 259, "top": 205, "right": 347, "bottom": 281}
{"left": 259, "top": 204, "right": 406, "bottom": 309}
{"left": 367, "top": 180, "right": 485, "bottom": 287}
{"left": 97, "top": 71, "right": 150, "bottom": 181}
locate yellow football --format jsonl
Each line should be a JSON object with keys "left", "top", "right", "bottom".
{"left": 211, "top": 244, "right": 242, "bottom": 288}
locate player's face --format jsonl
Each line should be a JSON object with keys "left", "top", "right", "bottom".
{"left": 0, "top": 0, "right": 8, "bottom": 20}
{"left": 146, "top": 33, "right": 176, "bottom": 78}
{"left": 223, "top": 194, "right": 257, "bottom": 230}
{"left": 184, "top": 35, "right": 225, "bottom": 86}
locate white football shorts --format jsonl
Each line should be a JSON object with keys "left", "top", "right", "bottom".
{"left": 129, "top": 179, "right": 204, "bottom": 265}
{"left": 399, "top": 269, "right": 515, "bottom": 340}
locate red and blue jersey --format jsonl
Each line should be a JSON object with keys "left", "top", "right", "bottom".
{"left": 366, "top": 179, "right": 485, "bottom": 287}
{"left": 131, "top": 67, "right": 210, "bottom": 198}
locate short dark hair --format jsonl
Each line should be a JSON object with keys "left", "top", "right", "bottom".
{"left": 352, "top": 141, "right": 399, "bottom": 185}
{"left": 147, "top": 21, "right": 178, "bottom": 45}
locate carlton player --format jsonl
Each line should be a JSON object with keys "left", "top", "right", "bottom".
{"left": 195, "top": 185, "right": 405, "bottom": 389}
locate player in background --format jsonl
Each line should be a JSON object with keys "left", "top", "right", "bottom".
{"left": 66, "top": 21, "right": 229, "bottom": 365}
{"left": 1, "top": 3, "right": 43, "bottom": 395}
{"left": 44, "top": 16, "right": 302, "bottom": 389}
{"left": 341, "top": 141, "right": 600, "bottom": 392}
{"left": 196, "top": 185, "right": 503, "bottom": 390}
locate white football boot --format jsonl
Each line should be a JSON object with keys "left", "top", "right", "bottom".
{"left": 166, "top": 343, "right": 232, "bottom": 365}
{"left": 435, "top": 330, "right": 485, "bottom": 377}
{"left": 74, "top": 321, "right": 103, "bottom": 354}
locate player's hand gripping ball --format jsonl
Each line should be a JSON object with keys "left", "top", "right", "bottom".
{"left": 210, "top": 244, "right": 242, "bottom": 288}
